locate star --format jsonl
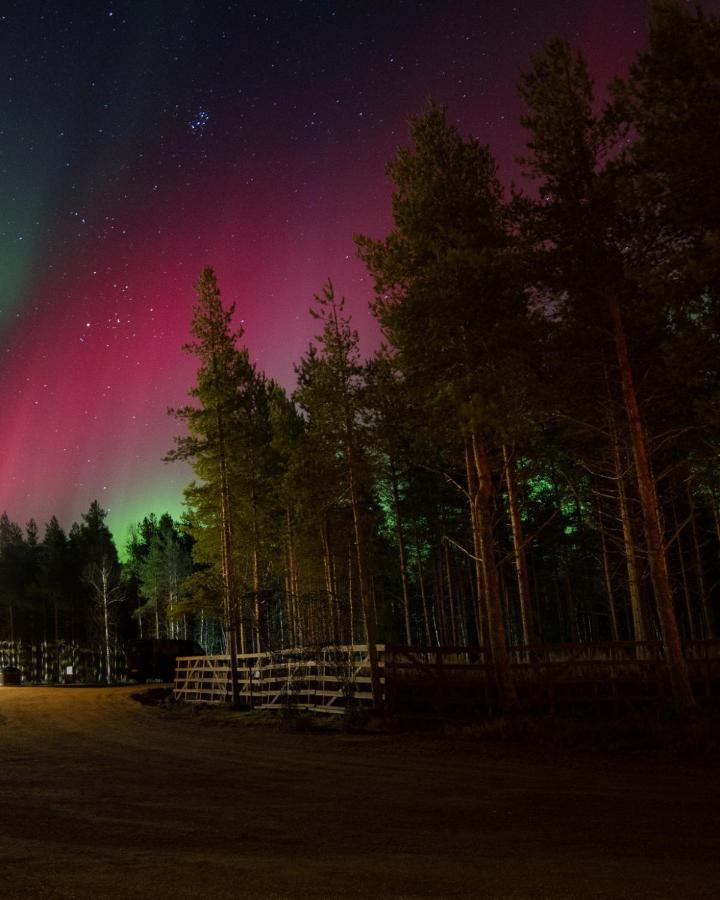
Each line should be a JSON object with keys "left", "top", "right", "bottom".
{"left": 188, "top": 108, "right": 210, "bottom": 134}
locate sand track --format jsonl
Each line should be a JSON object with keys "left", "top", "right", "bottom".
{"left": 0, "top": 686, "right": 718, "bottom": 898}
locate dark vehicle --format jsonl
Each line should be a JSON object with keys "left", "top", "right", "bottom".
{"left": 127, "top": 639, "right": 204, "bottom": 683}
{"left": 0, "top": 666, "right": 22, "bottom": 686}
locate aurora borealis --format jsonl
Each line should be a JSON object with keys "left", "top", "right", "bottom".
{"left": 3, "top": 0, "right": 717, "bottom": 547}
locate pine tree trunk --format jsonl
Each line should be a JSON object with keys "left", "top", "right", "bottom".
{"left": 444, "top": 539, "right": 458, "bottom": 645}
{"left": 429, "top": 541, "right": 445, "bottom": 644}
{"left": 596, "top": 495, "right": 620, "bottom": 642}
{"left": 412, "top": 519, "right": 432, "bottom": 646}
{"left": 470, "top": 431, "right": 519, "bottom": 712}
{"left": 609, "top": 396, "right": 648, "bottom": 644}
{"left": 285, "top": 508, "right": 300, "bottom": 647}
{"left": 283, "top": 564, "right": 293, "bottom": 647}
{"left": 687, "top": 482, "right": 712, "bottom": 639}
{"left": 346, "top": 441, "right": 381, "bottom": 708}
{"left": 389, "top": 466, "right": 413, "bottom": 645}
{"left": 216, "top": 409, "right": 240, "bottom": 704}
{"left": 671, "top": 494, "right": 696, "bottom": 640}
{"left": 607, "top": 293, "right": 695, "bottom": 710}
{"left": 283, "top": 525, "right": 295, "bottom": 648}
{"left": 574, "top": 495, "right": 589, "bottom": 640}
{"left": 503, "top": 445, "right": 534, "bottom": 647}
{"left": 320, "top": 514, "right": 340, "bottom": 644}
{"left": 251, "top": 491, "right": 262, "bottom": 653}
{"left": 465, "top": 438, "right": 486, "bottom": 649}
{"left": 347, "top": 543, "right": 355, "bottom": 645}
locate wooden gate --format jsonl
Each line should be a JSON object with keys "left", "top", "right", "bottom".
{"left": 174, "top": 645, "right": 384, "bottom": 712}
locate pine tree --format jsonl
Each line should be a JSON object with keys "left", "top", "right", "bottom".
{"left": 168, "top": 267, "right": 244, "bottom": 703}
{"left": 357, "top": 103, "right": 523, "bottom": 711}
{"left": 39, "top": 516, "right": 71, "bottom": 646}
{"left": 294, "top": 282, "right": 382, "bottom": 706}
{"left": 518, "top": 38, "right": 695, "bottom": 709}
{"left": 0, "top": 513, "right": 25, "bottom": 644}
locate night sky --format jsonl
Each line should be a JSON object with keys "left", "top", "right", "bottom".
{"left": 2, "top": 0, "right": 717, "bottom": 547}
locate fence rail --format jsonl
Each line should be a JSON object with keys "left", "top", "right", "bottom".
{"left": 174, "top": 645, "right": 384, "bottom": 712}
{"left": 174, "top": 640, "right": 720, "bottom": 715}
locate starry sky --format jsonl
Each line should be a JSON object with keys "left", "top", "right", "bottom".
{"left": 2, "top": 0, "right": 718, "bottom": 548}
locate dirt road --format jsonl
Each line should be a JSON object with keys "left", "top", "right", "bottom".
{"left": 0, "top": 686, "right": 718, "bottom": 899}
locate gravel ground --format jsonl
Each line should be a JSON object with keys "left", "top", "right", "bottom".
{"left": 0, "top": 685, "right": 719, "bottom": 899}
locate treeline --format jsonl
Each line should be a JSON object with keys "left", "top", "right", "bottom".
{"left": 166, "top": 3, "right": 720, "bottom": 709}
{"left": 0, "top": 502, "right": 199, "bottom": 680}
{"left": 0, "top": 504, "right": 124, "bottom": 669}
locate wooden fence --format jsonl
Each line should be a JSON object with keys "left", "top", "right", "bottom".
{"left": 385, "top": 641, "right": 720, "bottom": 714}
{"left": 174, "top": 645, "right": 383, "bottom": 713}
{"left": 174, "top": 640, "right": 720, "bottom": 715}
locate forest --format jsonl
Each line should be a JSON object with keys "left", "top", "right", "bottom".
{"left": 1, "top": 2, "right": 719, "bottom": 711}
